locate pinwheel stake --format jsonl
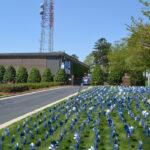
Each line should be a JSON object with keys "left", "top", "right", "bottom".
{"left": 45, "top": 131, "right": 49, "bottom": 148}
{"left": 5, "top": 129, "right": 10, "bottom": 143}
{"left": 63, "top": 128, "right": 67, "bottom": 144}
{"left": 137, "top": 141, "right": 143, "bottom": 150}
{"left": 20, "top": 130, "right": 25, "bottom": 145}
{"left": 15, "top": 143, "right": 19, "bottom": 150}
{"left": 59, "top": 134, "right": 63, "bottom": 150}
{"left": 36, "top": 127, "right": 39, "bottom": 141}
{"left": 11, "top": 135, "right": 15, "bottom": 150}
{"left": 23, "top": 137, "right": 26, "bottom": 150}
{"left": 0, "top": 133, "right": 4, "bottom": 150}
{"left": 30, "top": 116, "right": 33, "bottom": 126}
{"left": 16, "top": 125, "right": 20, "bottom": 137}
{"left": 30, "top": 142, "right": 35, "bottom": 150}
{"left": 147, "top": 128, "right": 150, "bottom": 144}
{"left": 37, "top": 138, "right": 41, "bottom": 150}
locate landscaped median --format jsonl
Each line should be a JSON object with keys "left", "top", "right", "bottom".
{"left": 0, "top": 82, "right": 64, "bottom": 93}
{"left": 0, "top": 86, "right": 150, "bottom": 150}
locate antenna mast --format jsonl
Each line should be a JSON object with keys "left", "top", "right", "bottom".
{"left": 40, "top": 0, "right": 54, "bottom": 53}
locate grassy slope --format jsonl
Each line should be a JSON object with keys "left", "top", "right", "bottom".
{"left": 0, "top": 87, "right": 150, "bottom": 150}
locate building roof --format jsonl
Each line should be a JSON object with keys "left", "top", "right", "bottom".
{"left": 0, "top": 52, "right": 89, "bottom": 69}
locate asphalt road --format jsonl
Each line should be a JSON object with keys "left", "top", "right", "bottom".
{"left": 0, "top": 86, "right": 88, "bottom": 125}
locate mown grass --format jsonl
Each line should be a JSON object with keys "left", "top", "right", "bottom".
{"left": 0, "top": 86, "right": 150, "bottom": 150}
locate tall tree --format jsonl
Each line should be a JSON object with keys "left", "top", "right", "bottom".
{"left": 83, "top": 53, "right": 95, "bottom": 73}
{"left": 71, "top": 54, "right": 79, "bottom": 60}
{"left": 139, "top": 0, "right": 150, "bottom": 19}
{"left": 92, "top": 38, "right": 111, "bottom": 70}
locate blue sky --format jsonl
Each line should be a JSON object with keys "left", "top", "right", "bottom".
{"left": 0, "top": 0, "right": 148, "bottom": 61}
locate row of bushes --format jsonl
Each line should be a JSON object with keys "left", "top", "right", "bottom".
{"left": 90, "top": 65, "right": 145, "bottom": 86}
{"left": 0, "top": 65, "right": 67, "bottom": 84}
{"left": 0, "top": 82, "right": 64, "bottom": 93}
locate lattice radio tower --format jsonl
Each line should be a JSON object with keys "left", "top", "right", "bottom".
{"left": 40, "top": 0, "right": 54, "bottom": 52}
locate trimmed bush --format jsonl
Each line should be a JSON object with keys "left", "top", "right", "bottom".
{"left": 16, "top": 66, "right": 28, "bottom": 83}
{"left": 0, "top": 65, "right": 5, "bottom": 82}
{"left": 91, "top": 65, "right": 104, "bottom": 85}
{"left": 130, "top": 71, "right": 145, "bottom": 86}
{"left": 0, "top": 84, "right": 29, "bottom": 92}
{"left": 108, "top": 71, "right": 124, "bottom": 85}
{"left": 27, "top": 82, "right": 63, "bottom": 89}
{"left": 54, "top": 68, "right": 67, "bottom": 83}
{"left": 3, "top": 66, "right": 16, "bottom": 83}
{"left": 28, "top": 67, "right": 41, "bottom": 83}
{"left": 41, "top": 67, "right": 53, "bottom": 82}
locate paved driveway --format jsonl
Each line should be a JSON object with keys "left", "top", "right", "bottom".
{"left": 0, "top": 86, "right": 88, "bottom": 125}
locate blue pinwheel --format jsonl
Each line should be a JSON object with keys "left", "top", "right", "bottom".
{"left": 137, "top": 141, "right": 143, "bottom": 150}
{"left": 30, "top": 142, "right": 35, "bottom": 150}
{"left": 37, "top": 138, "right": 41, "bottom": 150}
{"left": 11, "top": 135, "right": 15, "bottom": 150}
{"left": 15, "top": 143, "right": 19, "bottom": 150}
{"left": 45, "top": 131, "right": 49, "bottom": 148}
{"left": 5, "top": 129, "right": 10, "bottom": 143}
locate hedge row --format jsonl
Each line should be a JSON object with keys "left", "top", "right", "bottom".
{"left": 0, "top": 84, "right": 29, "bottom": 92}
{"left": 0, "top": 65, "right": 67, "bottom": 84}
{"left": 0, "top": 82, "right": 64, "bottom": 93}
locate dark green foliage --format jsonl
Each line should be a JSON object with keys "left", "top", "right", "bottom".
{"left": 71, "top": 54, "right": 79, "bottom": 60}
{"left": 3, "top": 66, "right": 16, "bottom": 83}
{"left": 54, "top": 68, "right": 67, "bottom": 83}
{"left": 16, "top": 66, "right": 28, "bottom": 83}
{"left": 108, "top": 71, "right": 124, "bottom": 85}
{"left": 41, "top": 68, "right": 53, "bottom": 82}
{"left": 72, "top": 63, "right": 88, "bottom": 78}
{"left": 0, "top": 84, "right": 29, "bottom": 92}
{"left": 0, "top": 65, "right": 5, "bottom": 82}
{"left": 27, "top": 67, "right": 41, "bottom": 83}
{"left": 27, "top": 82, "right": 63, "bottom": 89}
{"left": 130, "top": 71, "right": 145, "bottom": 86}
{"left": 91, "top": 65, "right": 104, "bottom": 85}
{"left": 93, "top": 38, "right": 111, "bottom": 68}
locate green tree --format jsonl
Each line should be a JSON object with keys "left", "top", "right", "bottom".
{"left": 28, "top": 67, "right": 41, "bottom": 83}
{"left": 139, "top": 0, "right": 150, "bottom": 19}
{"left": 3, "top": 66, "right": 16, "bottom": 83}
{"left": 41, "top": 67, "right": 53, "bottom": 82}
{"left": 16, "top": 66, "right": 28, "bottom": 83}
{"left": 83, "top": 53, "right": 95, "bottom": 73}
{"left": 108, "top": 42, "right": 129, "bottom": 85}
{"left": 130, "top": 71, "right": 145, "bottom": 86}
{"left": 54, "top": 68, "right": 67, "bottom": 83}
{"left": 91, "top": 65, "right": 104, "bottom": 85}
{"left": 71, "top": 54, "right": 79, "bottom": 60}
{"left": 0, "top": 65, "right": 5, "bottom": 83}
{"left": 92, "top": 38, "right": 111, "bottom": 68}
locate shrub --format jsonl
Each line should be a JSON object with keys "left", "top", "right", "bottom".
{"left": 91, "top": 65, "right": 104, "bottom": 85}
{"left": 130, "top": 71, "right": 145, "bottom": 86}
{"left": 0, "top": 84, "right": 29, "bottom": 92}
{"left": 3, "top": 66, "right": 16, "bottom": 83}
{"left": 41, "top": 67, "right": 53, "bottom": 82}
{"left": 108, "top": 71, "right": 124, "bottom": 85}
{"left": 28, "top": 67, "right": 41, "bottom": 83}
{"left": 0, "top": 65, "right": 5, "bottom": 82}
{"left": 16, "top": 66, "right": 28, "bottom": 83}
{"left": 54, "top": 68, "right": 67, "bottom": 83}
{"left": 27, "top": 82, "right": 63, "bottom": 89}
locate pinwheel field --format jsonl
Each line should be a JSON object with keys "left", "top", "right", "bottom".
{"left": 0, "top": 86, "right": 150, "bottom": 150}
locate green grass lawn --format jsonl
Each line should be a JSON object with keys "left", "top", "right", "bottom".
{"left": 0, "top": 86, "right": 150, "bottom": 150}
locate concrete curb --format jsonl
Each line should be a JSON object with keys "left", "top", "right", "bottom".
{"left": 0, "top": 88, "right": 88, "bottom": 130}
